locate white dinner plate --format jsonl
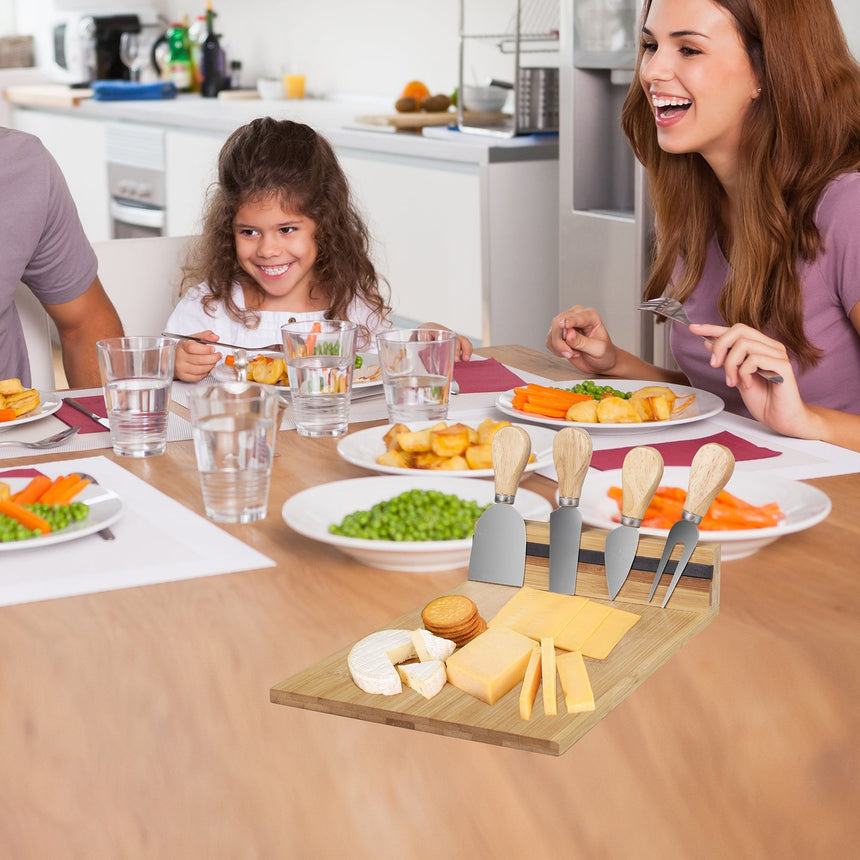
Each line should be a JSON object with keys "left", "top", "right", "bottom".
{"left": 282, "top": 475, "right": 553, "bottom": 572}
{"left": 577, "top": 466, "right": 831, "bottom": 560}
{"left": 0, "top": 477, "right": 125, "bottom": 552}
{"left": 495, "top": 380, "right": 724, "bottom": 431}
{"left": 0, "top": 392, "right": 62, "bottom": 432}
{"left": 212, "top": 351, "right": 383, "bottom": 395}
{"left": 337, "top": 420, "right": 557, "bottom": 478}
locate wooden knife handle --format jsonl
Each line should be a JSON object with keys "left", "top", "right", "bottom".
{"left": 492, "top": 425, "right": 532, "bottom": 498}
{"left": 684, "top": 442, "right": 736, "bottom": 518}
{"left": 620, "top": 446, "right": 664, "bottom": 520}
{"left": 553, "top": 427, "right": 593, "bottom": 500}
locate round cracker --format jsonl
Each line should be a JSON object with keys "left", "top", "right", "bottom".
{"left": 421, "top": 595, "right": 477, "bottom": 629}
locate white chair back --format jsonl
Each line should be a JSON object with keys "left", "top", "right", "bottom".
{"left": 92, "top": 235, "right": 196, "bottom": 337}
{"left": 13, "top": 282, "right": 56, "bottom": 390}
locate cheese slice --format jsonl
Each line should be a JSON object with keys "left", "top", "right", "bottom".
{"left": 397, "top": 660, "right": 447, "bottom": 699}
{"left": 445, "top": 627, "right": 535, "bottom": 705}
{"left": 555, "top": 601, "right": 614, "bottom": 652}
{"left": 347, "top": 629, "right": 416, "bottom": 696}
{"left": 580, "top": 607, "right": 640, "bottom": 660}
{"left": 488, "top": 586, "right": 589, "bottom": 641}
{"left": 540, "top": 637, "right": 557, "bottom": 716}
{"left": 411, "top": 628, "right": 456, "bottom": 662}
{"left": 518, "top": 647, "right": 542, "bottom": 721}
{"left": 556, "top": 650, "right": 595, "bottom": 713}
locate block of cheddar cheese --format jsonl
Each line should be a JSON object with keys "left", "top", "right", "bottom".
{"left": 556, "top": 650, "right": 595, "bottom": 714}
{"left": 445, "top": 627, "right": 535, "bottom": 705}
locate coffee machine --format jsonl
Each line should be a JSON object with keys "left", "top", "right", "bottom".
{"left": 51, "top": 9, "right": 163, "bottom": 86}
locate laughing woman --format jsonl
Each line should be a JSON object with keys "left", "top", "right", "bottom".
{"left": 547, "top": 0, "right": 860, "bottom": 451}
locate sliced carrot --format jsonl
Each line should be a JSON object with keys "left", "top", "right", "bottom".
{"left": 306, "top": 320, "right": 322, "bottom": 354}
{"left": 0, "top": 498, "right": 51, "bottom": 534}
{"left": 518, "top": 403, "right": 569, "bottom": 419}
{"left": 225, "top": 355, "right": 235, "bottom": 367}
{"left": 39, "top": 474, "right": 81, "bottom": 506}
{"left": 10, "top": 475, "right": 52, "bottom": 505}
{"left": 49, "top": 477, "right": 91, "bottom": 506}
{"left": 0, "top": 408, "right": 17, "bottom": 421}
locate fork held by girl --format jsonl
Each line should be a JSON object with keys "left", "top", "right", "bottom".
{"left": 547, "top": 0, "right": 860, "bottom": 452}
{"left": 166, "top": 117, "right": 472, "bottom": 383}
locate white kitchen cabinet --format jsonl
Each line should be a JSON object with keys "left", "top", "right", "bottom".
{"left": 338, "top": 148, "right": 558, "bottom": 349}
{"left": 11, "top": 106, "right": 111, "bottom": 241}
{"left": 164, "top": 128, "right": 228, "bottom": 237}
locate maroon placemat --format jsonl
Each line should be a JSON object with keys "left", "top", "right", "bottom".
{"left": 452, "top": 358, "right": 526, "bottom": 394}
{"left": 0, "top": 468, "right": 44, "bottom": 479}
{"left": 55, "top": 396, "right": 109, "bottom": 434}
{"left": 589, "top": 430, "right": 782, "bottom": 471}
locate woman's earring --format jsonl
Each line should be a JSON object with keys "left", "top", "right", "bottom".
{"left": 753, "top": 87, "right": 762, "bottom": 98}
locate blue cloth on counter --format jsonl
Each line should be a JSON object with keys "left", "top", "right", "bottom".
{"left": 90, "top": 81, "right": 177, "bottom": 101}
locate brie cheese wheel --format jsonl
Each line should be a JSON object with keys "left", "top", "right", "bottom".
{"left": 411, "top": 628, "right": 456, "bottom": 662}
{"left": 397, "top": 660, "right": 447, "bottom": 700}
{"left": 348, "top": 629, "right": 416, "bottom": 695}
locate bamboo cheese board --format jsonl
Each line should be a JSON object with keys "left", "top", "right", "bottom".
{"left": 353, "top": 109, "right": 508, "bottom": 131}
{"left": 3, "top": 85, "right": 93, "bottom": 108}
{"left": 270, "top": 523, "right": 720, "bottom": 756}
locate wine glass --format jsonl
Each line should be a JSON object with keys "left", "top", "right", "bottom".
{"left": 119, "top": 32, "right": 145, "bottom": 82}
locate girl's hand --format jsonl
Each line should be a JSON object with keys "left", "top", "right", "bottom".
{"left": 690, "top": 323, "right": 818, "bottom": 438}
{"left": 546, "top": 306, "right": 619, "bottom": 375}
{"left": 174, "top": 330, "right": 222, "bottom": 382}
{"left": 455, "top": 333, "right": 473, "bottom": 361}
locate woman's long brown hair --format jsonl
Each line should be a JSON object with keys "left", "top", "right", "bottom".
{"left": 182, "top": 118, "right": 390, "bottom": 340}
{"left": 621, "top": 0, "right": 860, "bottom": 366}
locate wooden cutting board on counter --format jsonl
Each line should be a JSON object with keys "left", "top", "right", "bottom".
{"left": 270, "top": 523, "right": 720, "bottom": 756}
{"left": 3, "top": 85, "right": 93, "bottom": 108}
{"left": 354, "top": 109, "right": 508, "bottom": 130}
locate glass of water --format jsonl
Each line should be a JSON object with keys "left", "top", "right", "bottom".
{"left": 96, "top": 336, "right": 176, "bottom": 457}
{"left": 188, "top": 382, "right": 280, "bottom": 523}
{"left": 280, "top": 320, "right": 357, "bottom": 437}
{"left": 375, "top": 328, "right": 457, "bottom": 424}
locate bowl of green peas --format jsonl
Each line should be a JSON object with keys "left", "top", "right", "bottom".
{"left": 281, "top": 476, "right": 553, "bottom": 572}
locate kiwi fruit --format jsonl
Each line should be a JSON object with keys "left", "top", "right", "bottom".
{"left": 395, "top": 96, "right": 418, "bottom": 113}
{"left": 420, "top": 94, "right": 452, "bottom": 113}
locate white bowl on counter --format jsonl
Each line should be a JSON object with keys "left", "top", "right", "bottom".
{"left": 256, "top": 78, "right": 285, "bottom": 100}
{"left": 281, "top": 475, "right": 552, "bottom": 572}
{"left": 462, "top": 85, "right": 508, "bottom": 112}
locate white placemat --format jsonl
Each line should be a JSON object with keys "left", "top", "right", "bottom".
{"left": 0, "top": 456, "right": 275, "bottom": 607}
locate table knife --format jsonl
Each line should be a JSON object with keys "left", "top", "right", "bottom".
{"left": 64, "top": 398, "right": 111, "bottom": 430}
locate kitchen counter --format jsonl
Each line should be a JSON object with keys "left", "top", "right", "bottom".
{"left": 6, "top": 89, "right": 558, "bottom": 165}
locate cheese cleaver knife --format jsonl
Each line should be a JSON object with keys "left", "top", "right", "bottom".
{"left": 604, "top": 446, "right": 664, "bottom": 600}
{"left": 468, "top": 424, "right": 532, "bottom": 587}
{"left": 548, "top": 427, "right": 593, "bottom": 595}
{"left": 648, "top": 442, "right": 735, "bottom": 608}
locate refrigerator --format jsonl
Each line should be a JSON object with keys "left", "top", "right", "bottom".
{"left": 558, "top": 0, "right": 669, "bottom": 365}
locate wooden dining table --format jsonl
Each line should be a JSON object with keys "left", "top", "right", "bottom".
{"left": 0, "top": 345, "right": 856, "bottom": 859}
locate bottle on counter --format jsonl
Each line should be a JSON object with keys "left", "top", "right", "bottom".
{"left": 200, "top": 2, "right": 227, "bottom": 98}
{"left": 154, "top": 17, "right": 194, "bottom": 93}
{"left": 188, "top": 14, "right": 206, "bottom": 92}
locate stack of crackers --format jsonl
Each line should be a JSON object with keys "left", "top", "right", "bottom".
{"left": 421, "top": 595, "right": 487, "bottom": 647}
{"left": 0, "top": 378, "right": 39, "bottom": 420}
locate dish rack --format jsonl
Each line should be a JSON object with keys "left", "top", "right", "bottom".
{"left": 458, "top": 0, "right": 560, "bottom": 137}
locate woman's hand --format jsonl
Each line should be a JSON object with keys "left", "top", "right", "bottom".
{"left": 454, "top": 333, "right": 473, "bottom": 361}
{"left": 174, "top": 330, "right": 222, "bottom": 382}
{"left": 690, "top": 323, "right": 819, "bottom": 437}
{"left": 546, "top": 306, "right": 620, "bottom": 375}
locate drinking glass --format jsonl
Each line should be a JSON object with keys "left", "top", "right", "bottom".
{"left": 96, "top": 336, "right": 176, "bottom": 457}
{"left": 281, "top": 320, "right": 357, "bottom": 437}
{"left": 376, "top": 328, "right": 456, "bottom": 424}
{"left": 119, "top": 32, "right": 145, "bottom": 82}
{"left": 188, "top": 382, "right": 279, "bottom": 523}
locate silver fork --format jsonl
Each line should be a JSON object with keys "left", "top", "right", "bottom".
{"left": 73, "top": 472, "right": 115, "bottom": 541}
{"left": 639, "top": 297, "right": 784, "bottom": 384}
{"left": 0, "top": 425, "right": 81, "bottom": 449}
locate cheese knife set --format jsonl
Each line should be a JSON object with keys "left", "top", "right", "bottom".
{"left": 468, "top": 426, "right": 735, "bottom": 607}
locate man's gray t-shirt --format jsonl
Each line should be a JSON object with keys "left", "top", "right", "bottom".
{"left": 0, "top": 127, "right": 98, "bottom": 386}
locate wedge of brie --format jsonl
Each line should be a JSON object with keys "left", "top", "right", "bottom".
{"left": 411, "top": 628, "right": 456, "bottom": 662}
{"left": 397, "top": 660, "right": 447, "bottom": 700}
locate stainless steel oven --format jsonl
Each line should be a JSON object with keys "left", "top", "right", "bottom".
{"left": 106, "top": 122, "right": 166, "bottom": 239}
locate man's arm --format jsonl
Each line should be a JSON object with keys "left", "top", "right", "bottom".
{"left": 43, "top": 277, "right": 124, "bottom": 388}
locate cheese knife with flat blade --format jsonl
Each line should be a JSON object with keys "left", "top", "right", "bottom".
{"left": 468, "top": 424, "right": 532, "bottom": 587}
{"left": 604, "top": 446, "right": 664, "bottom": 600}
{"left": 648, "top": 442, "right": 735, "bottom": 607}
{"left": 548, "top": 427, "right": 593, "bottom": 595}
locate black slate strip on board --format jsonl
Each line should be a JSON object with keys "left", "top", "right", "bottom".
{"left": 525, "top": 542, "right": 714, "bottom": 580}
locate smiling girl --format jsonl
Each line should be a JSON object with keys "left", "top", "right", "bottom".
{"left": 167, "top": 118, "right": 471, "bottom": 381}
{"left": 547, "top": 0, "right": 860, "bottom": 451}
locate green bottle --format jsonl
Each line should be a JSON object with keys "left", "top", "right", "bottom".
{"left": 165, "top": 18, "right": 193, "bottom": 92}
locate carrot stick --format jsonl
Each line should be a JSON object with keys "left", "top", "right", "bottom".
{"left": 518, "top": 403, "right": 569, "bottom": 418}
{"left": 9, "top": 475, "right": 52, "bottom": 505}
{"left": 39, "top": 475, "right": 81, "bottom": 506}
{"left": 0, "top": 499, "right": 51, "bottom": 534}
{"left": 49, "top": 478, "right": 91, "bottom": 506}
{"left": 306, "top": 321, "right": 322, "bottom": 353}
{"left": 0, "top": 408, "right": 16, "bottom": 422}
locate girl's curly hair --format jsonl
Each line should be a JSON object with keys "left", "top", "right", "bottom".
{"left": 181, "top": 118, "right": 390, "bottom": 339}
